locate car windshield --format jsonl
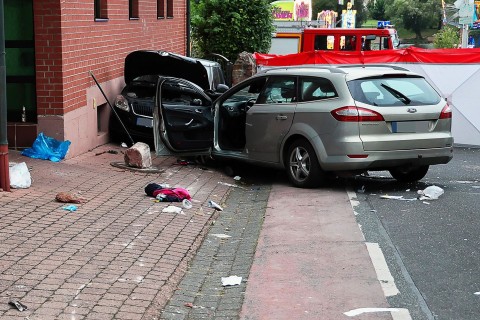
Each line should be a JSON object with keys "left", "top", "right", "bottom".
{"left": 347, "top": 76, "right": 441, "bottom": 106}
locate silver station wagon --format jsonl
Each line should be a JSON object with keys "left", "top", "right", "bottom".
{"left": 153, "top": 65, "right": 453, "bottom": 188}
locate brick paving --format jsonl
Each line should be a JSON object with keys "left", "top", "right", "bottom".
{"left": 0, "top": 144, "right": 238, "bottom": 320}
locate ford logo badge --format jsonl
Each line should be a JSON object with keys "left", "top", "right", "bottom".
{"left": 407, "top": 108, "right": 417, "bottom": 113}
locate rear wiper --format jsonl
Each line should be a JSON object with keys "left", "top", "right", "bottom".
{"left": 381, "top": 83, "right": 411, "bottom": 105}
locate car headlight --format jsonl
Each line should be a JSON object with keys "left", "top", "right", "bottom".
{"left": 114, "top": 95, "right": 130, "bottom": 112}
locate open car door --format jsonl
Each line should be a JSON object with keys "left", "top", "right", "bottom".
{"left": 153, "top": 77, "right": 214, "bottom": 156}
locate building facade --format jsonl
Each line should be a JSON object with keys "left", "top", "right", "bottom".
{"left": 5, "top": 0, "right": 187, "bottom": 157}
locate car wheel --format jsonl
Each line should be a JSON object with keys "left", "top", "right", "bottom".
{"left": 286, "top": 139, "right": 324, "bottom": 188}
{"left": 389, "top": 165, "right": 429, "bottom": 183}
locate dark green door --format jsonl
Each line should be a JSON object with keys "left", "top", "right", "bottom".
{"left": 5, "top": 0, "right": 35, "bottom": 123}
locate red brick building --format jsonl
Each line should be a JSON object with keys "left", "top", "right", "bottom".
{"left": 5, "top": 0, "right": 188, "bottom": 157}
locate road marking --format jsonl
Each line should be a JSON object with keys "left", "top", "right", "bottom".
{"left": 366, "top": 242, "right": 400, "bottom": 297}
{"left": 344, "top": 307, "right": 412, "bottom": 319}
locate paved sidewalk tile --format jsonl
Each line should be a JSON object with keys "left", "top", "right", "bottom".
{"left": 0, "top": 144, "right": 236, "bottom": 320}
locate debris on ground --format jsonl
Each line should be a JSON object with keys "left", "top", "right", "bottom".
{"left": 218, "top": 181, "right": 245, "bottom": 189}
{"left": 221, "top": 275, "right": 242, "bottom": 286}
{"left": 174, "top": 159, "right": 197, "bottom": 166}
{"left": 95, "top": 150, "right": 119, "bottom": 156}
{"left": 62, "top": 205, "right": 78, "bottom": 212}
{"left": 21, "top": 132, "right": 71, "bottom": 162}
{"left": 124, "top": 142, "right": 152, "bottom": 168}
{"left": 162, "top": 205, "right": 184, "bottom": 214}
{"left": 145, "top": 183, "right": 191, "bottom": 202}
{"left": 418, "top": 185, "right": 444, "bottom": 200}
{"left": 9, "top": 162, "right": 32, "bottom": 189}
{"left": 233, "top": 176, "right": 241, "bottom": 181}
{"left": 182, "top": 199, "right": 193, "bottom": 209}
{"left": 208, "top": 200, "right": 223, "bottom": 211}
{"left": 380, "top": 195, "right": 416, "bottom": 201}
{"left": 211, "top": 234, "right": 231, "bottom": 239}
{"left": 9, "top": 300, "right": 27, "bottom": 312}
{"left": 55, "top": 192, "right": 86, "bottom": 204}
{"left": 184, "top": 302, "right": 194, "bottom": 308}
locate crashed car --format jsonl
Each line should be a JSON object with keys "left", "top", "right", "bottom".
{"left": 109, "top": 50, "right": 228, "bottom": 144}
{"left": 153, "top": 65, "right": 453, "bottom": 188}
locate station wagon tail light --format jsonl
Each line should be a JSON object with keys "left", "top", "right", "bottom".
{"left": 439, "top": 103, "right": 452, "bottom": 119}
{"left": 331, "top": 106, "right": 384, "bottom": 122}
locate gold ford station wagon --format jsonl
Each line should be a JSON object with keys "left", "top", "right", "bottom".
{"left": 153, "top": 65, "right": 453, "bottom": 188}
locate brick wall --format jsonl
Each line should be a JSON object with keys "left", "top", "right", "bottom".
{"left": 32, "top": 0, "right": 187, "bottom": 156}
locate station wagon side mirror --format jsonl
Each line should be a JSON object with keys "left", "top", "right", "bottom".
{"left": 216, "top": 84, "right": 229, "bottom": 93}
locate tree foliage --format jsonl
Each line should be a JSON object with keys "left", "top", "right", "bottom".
{"left": 384, "top": 0, "right": 440, "bottom": 39}
{"left": 191, "top": 0, "right": 274, "bottom": 61}
{"left": 433, "top": 25, "right": 460, "bottom": 48}
{"left": 367, "top": 0, "right": 386, "bottom": 20}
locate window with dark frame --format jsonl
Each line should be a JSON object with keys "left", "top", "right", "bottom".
{"left": 94, "top": 0, "right": 108, "bottom": 20}
{"left": 167, "top": 0, "right": 173, "bottom": 18}
{"left": 157, "top": 0, "right": 165, "bottom": 18}
{"left": 129, "top": 0, "right": 139, "bottom": 19}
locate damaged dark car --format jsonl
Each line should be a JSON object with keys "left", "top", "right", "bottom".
{"left": 109, "top": 50, "right": 229, "bottom": 145}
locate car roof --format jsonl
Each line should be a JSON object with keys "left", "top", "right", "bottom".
{"left": 257, "top": 65, "right": 419, "bottom": 81}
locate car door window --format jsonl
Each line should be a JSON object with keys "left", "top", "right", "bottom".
{"left": 256, "top": 77, "right": 297, "bottom": 104}
{"left": 301, "top": 77, "right": 338, "bottom": 102}
{"left": 162, "top": 80, "right": 208, "bottom": 106}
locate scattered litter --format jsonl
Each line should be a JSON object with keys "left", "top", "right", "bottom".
{"left": 9, "top": 300, "right": 27, "bottom": 312}
{"left": 233, "top": 176, "right": 241, "bottom": 181}
{"left": 474, "top": 292, "right": 480, "bottom": 295}
{"left": 380, "top": 195, "right": 416, "bottom": 201}
{"left": 174, "top": 159, "right": 196, "bottom": 166}
{"left": 221, "top": 275, "right": 242, "bottom": 286}
{"left": 472, "top": 186, "right": 480, "bottom": 189}
{"left": 145, "top": 183, "right": 191, "bottom": 202}
{"left": 406, "top": 189, "right": 410, "bottom": 192}
{"left": 423, "top": 201, "right": 430, "bottom": 205}
{"left": 21, "top": 132, "right": 71, "bottom": 162}
{"left": 184, "top": 302, "right": 194, "bottom": 308}
{"left": 121, "top": 142, "right": 128, "bottom": 148}
{"left": 211, "top": 234, "right": 231, "bottom": 239}
{"left": 418, "top": 185, "right": 444, "bottom": 200}
{"left": 357, "top": 185, "right": 365, "bottom": 193}
{"left": 456, "top": 181, "right": 474, "bottom": 184}
{"left": 370, "top": 210, "right": 377, "bottom": 213}
{"left": 55, "top": 192, "right": 86, "bottom": 204}
{"left": 62, "top": 205, "right": 78, "bottom": 212}
{"left": 218, "top": 181, "right": 245, "bottom": 189}
{"left": 208, "top": 200, "right": 223, "bottom": 211}
{"left": 9, "top": 162, "right": 32, "bottom": 189}
{"left": 182, "top": 199, "right": 193, "bottom": 209}
{"left": 162, "top": 206, "right": 184, "bottom": 214}
{"left": 95, "top": 150, "right": 119, "bottom": 156}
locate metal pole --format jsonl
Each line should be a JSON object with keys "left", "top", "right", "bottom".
{"left": 0, "top": 0, "right": 11, "bottom": 192}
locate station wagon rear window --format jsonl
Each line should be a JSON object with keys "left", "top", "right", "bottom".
{"left": 347, "top": 76, "right": 441, "bottom": 106}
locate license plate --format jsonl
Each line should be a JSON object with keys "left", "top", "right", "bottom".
{"left": 392, "top": 121, "right": 430, "bottom": 133}
{"left": 136, "top": 117, "right": 153, "bottom": 128}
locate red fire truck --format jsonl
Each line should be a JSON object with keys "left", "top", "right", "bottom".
{"left": 269, "top": 22, "right": 400, "bottom": 54}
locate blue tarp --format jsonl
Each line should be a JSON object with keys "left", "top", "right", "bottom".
{"left": 22, "top": 132, "right": 71, "bottom": 162}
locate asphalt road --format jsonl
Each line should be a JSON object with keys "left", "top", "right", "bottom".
{"left": 349, "top": 147, "right": 480, "bottom": 320}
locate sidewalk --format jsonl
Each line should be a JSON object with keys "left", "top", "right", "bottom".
{"left": 1, "top": 143, "right": 395, "bottom": 320}
{"left": 0, "top": 144, "right": 234, "bottom": 320}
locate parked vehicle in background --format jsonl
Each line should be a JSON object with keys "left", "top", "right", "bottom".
{"left": 153, "top": 65, "right": 453, "bottom": 188}
{"left": 109, "top": 50, "right": 228, "bottom": 145}
{"left": 269, "top": 21, "right": 400, "bottom": 55}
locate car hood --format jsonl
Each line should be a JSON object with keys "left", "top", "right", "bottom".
{"left": 124, "top": 50, "right": 210, "bottom": 90}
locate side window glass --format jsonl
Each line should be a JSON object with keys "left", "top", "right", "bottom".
{"left": 257, "top": 77, "right": 297, "bottom": 104}
{"left": 314, "top": 35, "right": 334, "bottom": 50}
{"left": 162, "top": 80, "right": 206, "bottom": 106}
{"left": 222, "top": 77, "right": 267, "bottom": 106}
{"left": 341, "top": 35, "right": 356, "bottom": 51}
{"left": 301, "top": 77, "right": 338, "bottom": 102}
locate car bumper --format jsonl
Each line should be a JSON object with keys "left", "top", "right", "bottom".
{"left": 320, "top": 146, "right": 454, "bottom": 171}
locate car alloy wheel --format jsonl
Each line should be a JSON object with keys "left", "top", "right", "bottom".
{"left": 286, "top": 139, "right": 323, "bottom": 188}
